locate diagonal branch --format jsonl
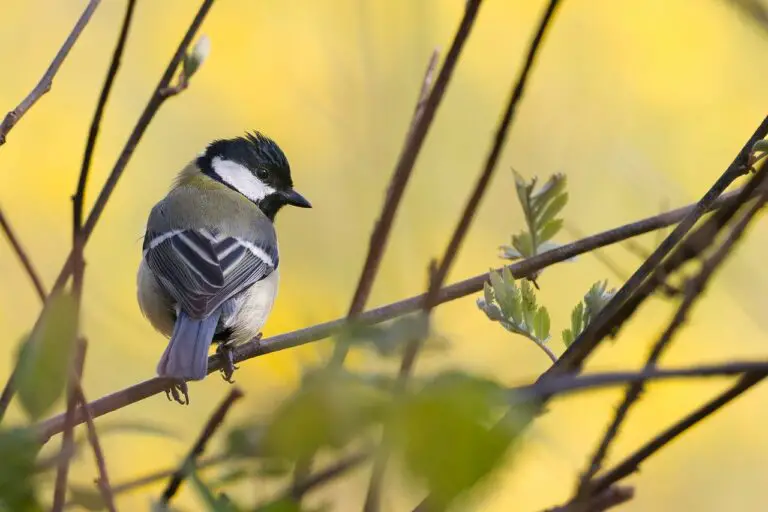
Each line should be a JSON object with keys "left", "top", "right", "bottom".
{"left": 0, "top": 206, "right": 47, "bottom": 301}
{"left": 160, "top": 388, "right": 243, "bottom": 506}
{"left": 34, "top": 185, "right": 758, "bottom": 442}
{"left": 365, "top": 1, "right": 564, "bottom": 509}
{"left": 576, "top": 170, "right": 768, "bottom": 495}
{"left": 49, "top": 0, "right": 216, "bottom": 294}
{"left": 572, "top": 185, "right": 768, "bottom": 506}
{"left": 0, "top": 0, "right": 102, "bottom": 146}
{"left": 589, "top": 372, "right": 765, "bottom": 496}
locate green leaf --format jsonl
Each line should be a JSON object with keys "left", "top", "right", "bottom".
{"left": 533, "top": 308, "right": 550, "bottom": 341}
{"left": 530, "top": 174, "right": 566, "bottom": 209}
{"left": 483, "top": 281, "right": 494, "bottom": 307}
{"left": 562, "top": 329, "right": 574, "bottom": 348}
{"left": 68, "top": 485, "right": 105, "bottom": 511}
{"left": 188, "top": 470, "right": 239, "bottom": 512}
{"left": 499, "top": 245, "right": 523, "bottom": 260}
{"left": 570, "top": 302, "right": 584, "bottom": 337}
{"left": 520, "top": 281, "right": 537, "bottom": 330}
{"left": 511, "top": 233, "right": 534, "bottom": 258}
{"left": 0, "top": 428, "right": 41, "bottom": 511}
{"left": 537, "top": 219, "right": 564, "bottom": 244}
{"left": 396, "top": 372, "right": 519, "bottom": 507}
{"left": 584, "top": 280, "right": 615, "bottom": 323}
{"left": 15, "top": 292, "right": 78, "bottom": 420}
{"left": 262, "top": 370, "right": 386, "bottom": 462}
{"left": 536, "top": 192, "right": 568, "bottom": 227}
{"left": 226, "top": 423, "right": 265, "bottom": 458}
{"left": 255, "top": 500, "right": 302, "bottom": 512}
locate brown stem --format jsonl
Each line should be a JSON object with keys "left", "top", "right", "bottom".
{"left": 34, "top": 185, "right": 756, "bottom": 442}
{"left": 74, "top": 380, "right": 117, "bottom": 512}
{"left": 0, "top": 0, "right": 102, "bottom": 145}
{"left": 52, "top": 341, "right": 87, "bottom": 512}
{"left": 577, "top": 171, "right": 768, "bottom": 493}
{"left": 365, "top": 2, "right": 564, "bottom": 509}
{"left": 0, "top": 206, "right": 46, "bottom": 301}
{"left": 50, "top": 0, "right": 216, "bottom": 294}
{"left": 160, "top": 388, "right": 244, "bottom": 506}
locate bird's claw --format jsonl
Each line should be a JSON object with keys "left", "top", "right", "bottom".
{"left": 164, "top": 379, "right": 189, "bottom": 405}
{"left": 217, "top": 343, "right": 238, "bottom": 384}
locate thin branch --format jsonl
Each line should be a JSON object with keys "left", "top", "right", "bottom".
{"left": 590, "top": 372, "right": 764, "bottom": 495}
{"left": 545, "top": 486, "right": 634, "bottom": 512}
{"left": 293, "top": 47, "right": 443, "bottom": 499}
{"left": 0, "top": 0, "right": 217, "bottom": 423}
{"left": 576, "top": 187, "right": 768, "bottom": 502}
{"left": 73, "top": 379, "right": 117, "bottom": 512}
{"left": 510, "top": 359, "right": 768, "bottom": 402}
{"left": 0, "top": 206, "right": 47, "bottom": 301}
{"left": 275, "top": 451, "right": 368, "bottom": 504}
{"left": 34, "top": 185, "right": 757, "bottom": 441}
{"left": 52, "top": 341, "right": 88, "bottom": 512}
{"left": 332, "top": 45, "right": 442, "bottom": 363}
{"left": 73, "top": 0, "right": 139, "bottom": 238}
{"left": 0, "top": 0, "right": 102, "bottom": 145}
{"left": 50, "top": 0, "right": 215, "bottom": 294}
{"left": 365, "top": 2, "right": 563, "bottom": 509}
{"left": 552, "top": 115, "right": 768, "bottom": 376}
{"left": 160, "top": 388, "right": 243, "bottom": 506}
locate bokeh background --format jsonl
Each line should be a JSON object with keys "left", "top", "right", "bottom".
{"left": 1, "top": 0, "right": 768, "bottom": 510}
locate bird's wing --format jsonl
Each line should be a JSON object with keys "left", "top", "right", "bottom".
{"left": 143, "top": 227, "right": 278, "bottom": 319}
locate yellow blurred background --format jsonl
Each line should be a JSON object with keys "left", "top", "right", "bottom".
{"left": 1, "top": 0, "right": 768, "bottom": 510}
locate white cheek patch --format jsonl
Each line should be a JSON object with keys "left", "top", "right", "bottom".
{"left": 211, "top": 156, "right": 275, "bottom": 203}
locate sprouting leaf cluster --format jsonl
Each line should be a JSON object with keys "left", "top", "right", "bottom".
{"left": 477, "top": 268, "right": 551, "bottom": 350}
{"left": 500, "top": 172, "right": 568, "bottom": 271}
{"left": 562, "top": 280, "right": 616, "bottom": 347}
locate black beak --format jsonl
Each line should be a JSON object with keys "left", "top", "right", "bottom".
{"left": 281, "top": 188, "right": 312, "bottom": 208}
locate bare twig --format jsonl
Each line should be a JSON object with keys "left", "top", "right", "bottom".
{"left": 35, "top": 185, "right": 758, "bottom": 441}
{"left": 277, "top": 451, "right": 368, "bottom": 504}
{"left": 510, "top": 359, "right": 768, "bottom": 403}
{"left": 552, "top": 115, "right": 768, "bottom": 376}
{"left": 160, "top": 388, "right": 243, "bottom": 506}
{"left": 365, "top": 2, "right": 564, "bottom": 509}
{"left": 575, "top": 187, "right": 768, "bottom": 502}
{"left": 590, "top": 372, "right": 764, "bottom": 495}
{"left": 74, "top": 379, "right": 117, "bottom": 512}
{"left": 293, "top": 48, "right": 443, "bottom": 498}
{"left": 545, "top": 485, "right": 634, "bottom": 512}
{"left": 73, "top": 0, "right": 139, "bottom": 241}
{"left": 52, "top": 341, "right": 88, "bottom": 512}
{"left": 50, "top": 0, "right": 216, "bottom": 294}
{"left": 0, "top": 0, "right": 102, "bottom": 145}
{"left": 0, "top": 0, "right": 217, "bottom": 422}
{"left": 0, "top": 206, "right": 47, "bottom": 301}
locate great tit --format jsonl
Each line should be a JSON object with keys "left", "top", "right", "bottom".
{"left": 137, "top": 132, "right": 310, "bottom": 403}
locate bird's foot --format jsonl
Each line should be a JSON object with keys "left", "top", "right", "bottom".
{"left": 217, "top": 343, "right": 239, "bottom": 384}
{"left": 164, "top": 379, "right": 189, "bottom": 405}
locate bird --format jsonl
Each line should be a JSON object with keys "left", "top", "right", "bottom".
{"left": 137, "top": 131, "right": 311, "bottom": 404}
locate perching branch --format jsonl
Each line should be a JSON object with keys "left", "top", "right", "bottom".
{"left": 0, "top": 0, "right": 217, "bottom": 423}
{"left": 160, "top": 388, "right": 243, "bottom": 506}
{"left": 35, "top": 185, "right": 757, "bottom": 441}
{"left": 0, "top": 206, "right": 47, "bottom": 301}
{"left": 0, "top": 0, "right": 102, "bottom": 146}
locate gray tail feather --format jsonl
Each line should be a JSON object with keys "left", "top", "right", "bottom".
{"left": 157, "top": 310, "right": 221, "bottom": 381}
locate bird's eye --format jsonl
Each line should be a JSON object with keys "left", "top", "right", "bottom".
{"left": 256, "top": 169, "right": 269, "bottom": 180}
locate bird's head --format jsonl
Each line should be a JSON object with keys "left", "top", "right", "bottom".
{"left": 197, "top": 131, "right": 311, "bottom": 220}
